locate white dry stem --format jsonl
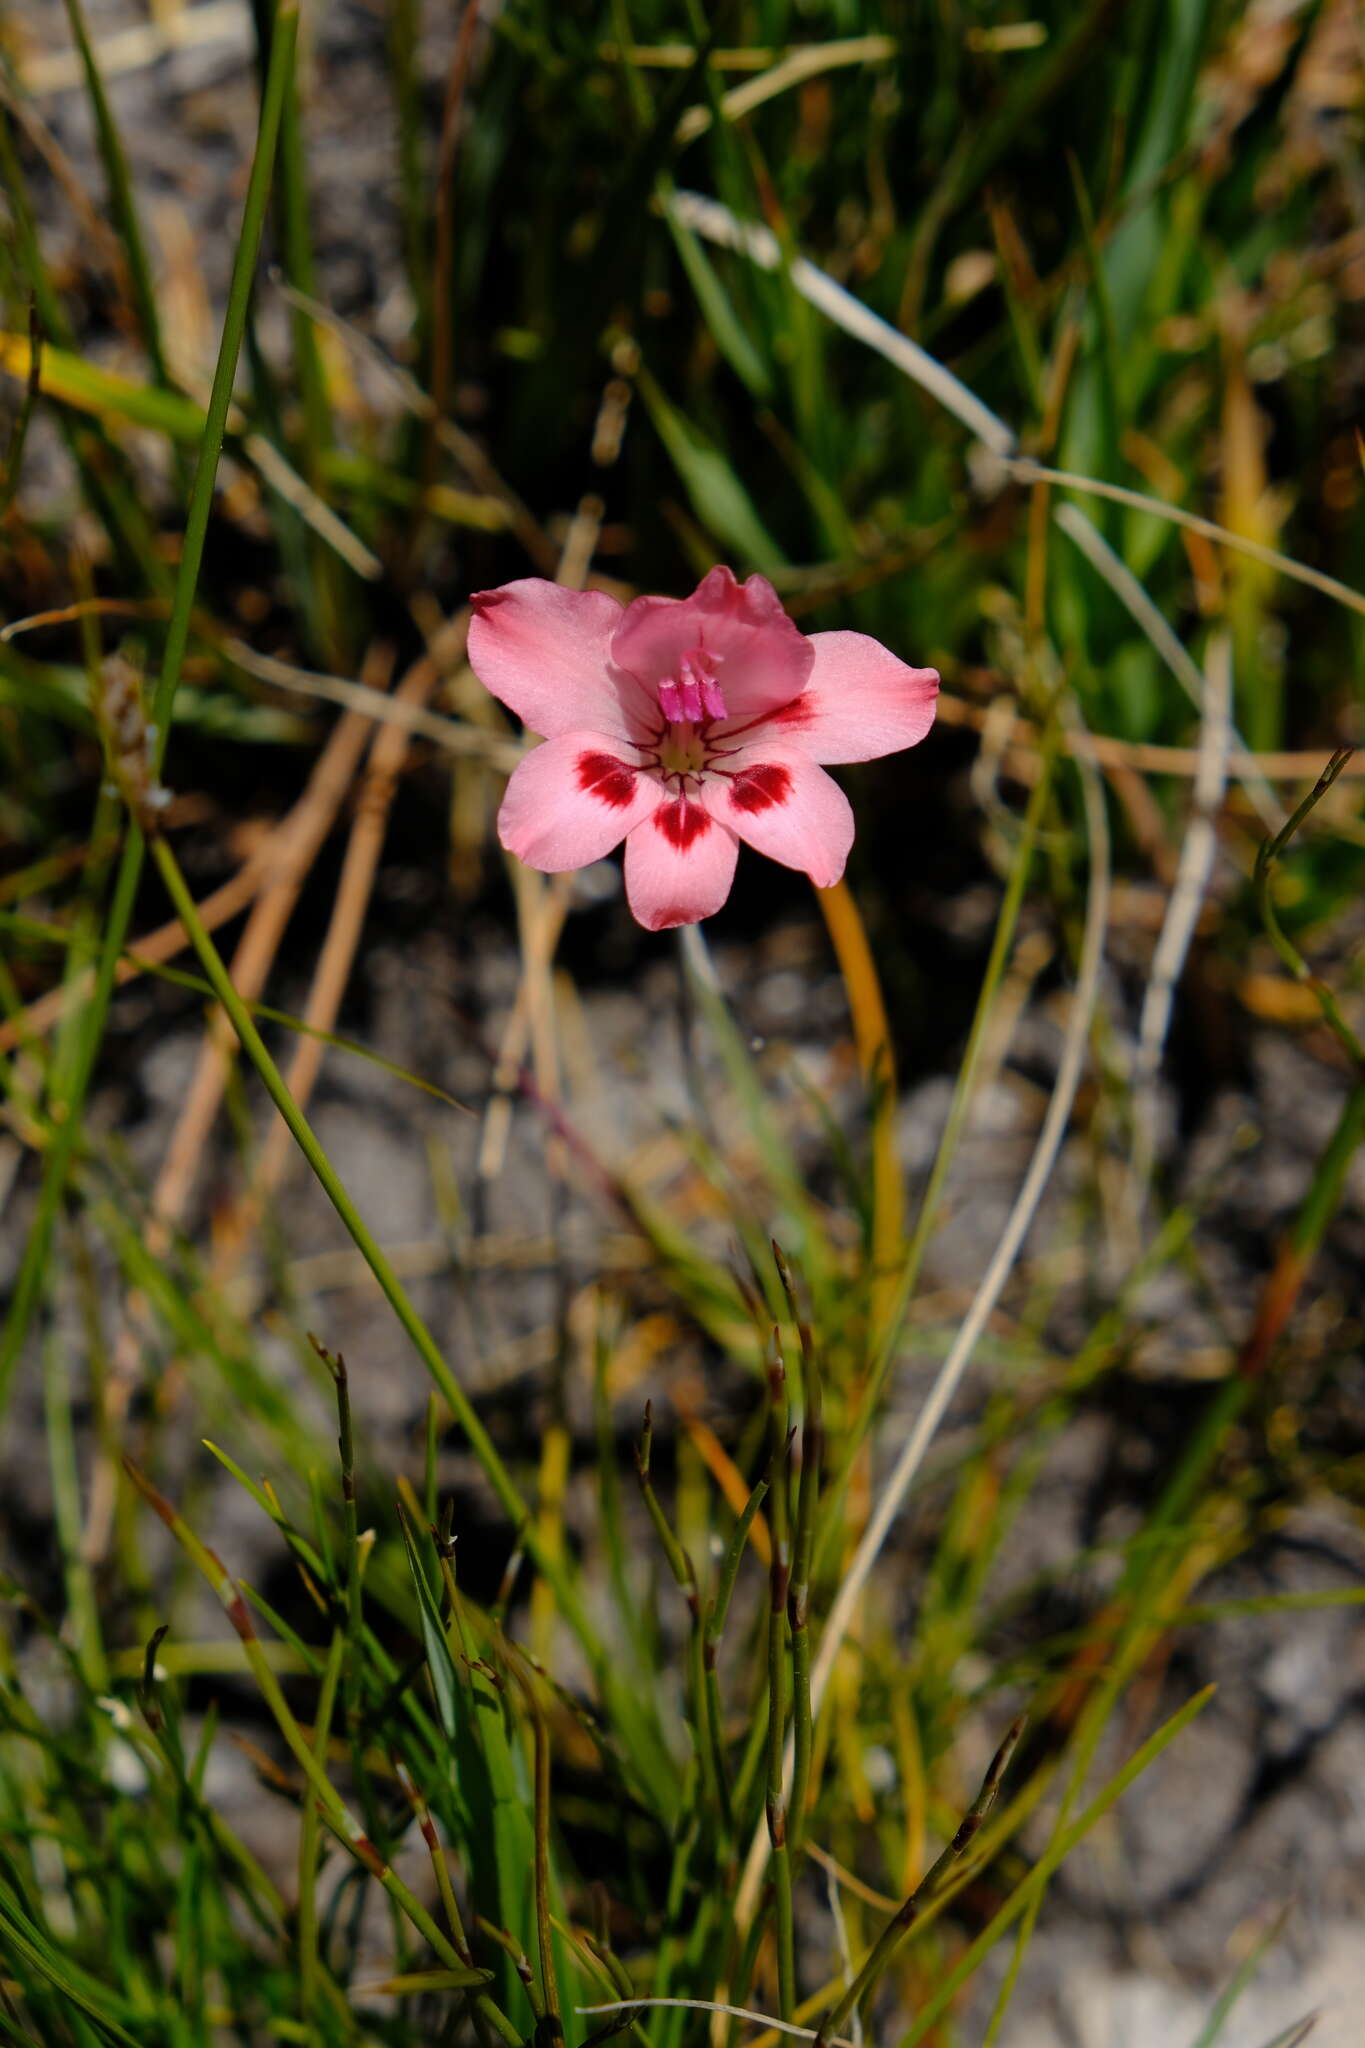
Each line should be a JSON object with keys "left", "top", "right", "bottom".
{"left": 732, "top": 707, "right": 1111, "bottom": 1934}
{"left": 1054, "top": 503, "right": 1279, "bottom": 832}
{"left": 1128, "top": 633, "right": 1233, "bottom": 1218}
{"left": 1022, "top": 460, "right": 1365, "bottom": 628}
{"left": 824, "top": 1859, "right": 864, "bottom": 2048}
{"left": 672, "top": 188, "right": 1365, "bottom": 635}
{"left": 268, "top": 272, "right": 560, "bottom": 572}
{"left": 225, "top": 639, "right": 526, "bottom": 771}
{"left": 667, "top": 191, "right": 1018, "bottom": 457}
{"left": 675, "top": 38, "right": 898, "bottom": 146}
{"left": 575, "top": 1998, "right": 857, "bottom": 2048}
{"left": 239, "top": 430, "right": 382, "bottom": 580}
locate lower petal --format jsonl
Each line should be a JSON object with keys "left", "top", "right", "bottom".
{"left": 764, "top": 630, "right": 938, "bottom": 764}
{"left": 498, "top": 734, "right": 660, "bottom": 872}
{"left": 702, "top": 745, "right": 853, "bottom": 887}
{"left": 623, "top": 797, "right": 739, "bottom": 930}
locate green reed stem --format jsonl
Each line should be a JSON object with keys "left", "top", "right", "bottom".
{"left": 786, "top": 1321, "right": 821, "bottom": 1865}
{"left": 898, "top": 1689, "right": 1214, "bottom": 2047}
{"left": 297, "top": 1625, "right": 344, "bottom": 2026}
{"left": 148, "top": 827, "right": 535, "bottom": 1551}
{"left": 314, "top": 1339, "right": 364, "bottom": 1652}
{"left": 817, "top": 1714, "right": 1023, "bottom": 2048}
{"left": 0, "top": 299, "right": 42, "bottom": 520}
{"left": 127, "top": 1462, "right": 517, "bottom": 2033}
{"left": 387, "top": 0, "right": 430, "bottom": 372}
{"left": 764, "top": 1340, "right": 795, "bottom": 2022}
{"left": 0, "top": 110, "right": 168, "bottom": 589}
{"left": 708, "top": 1473, "right": 770, "bottom": 1650}
{"left": 636, "top": 1408, "right": 723, "bottom": 1832}
{"left": 60, "top": 0, "right": 170, "bottom": 388}
{"left": 702, "top": 1466, "right": 770, "bottom": 1846}
{"left": 0, "top": 2, "right": 301, "bottom": 1420}
{"left": 145, "top": 828, "right": 671, "bottom": 1804}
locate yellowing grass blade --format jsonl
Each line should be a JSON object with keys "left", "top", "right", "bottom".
{"left": 0, "top": 330, "right": 230, "bottom": 441}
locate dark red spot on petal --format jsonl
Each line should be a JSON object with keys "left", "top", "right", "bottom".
{"left": 771, "top": 696, "right": 814, "bottom": 729}
{"left": 730, "top": 763, "right": 792, "bottom": 813}
{"left": 656, "top": 796, "right": 712, "bottom": 850}
{"left": 650, "top": 906, "right": 698, "bottom": 930}
{"left": 577, "top": 750, "right": 636, "bottom": 808}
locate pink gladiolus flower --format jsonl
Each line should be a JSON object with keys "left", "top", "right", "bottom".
{"left": 467, "top": 566, "right": 939, "bottom": 932}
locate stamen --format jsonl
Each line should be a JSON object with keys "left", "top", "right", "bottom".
{"left": 659, "top": 643, "right": 727, "bottom": 724}
{"left": 678, "top": 658, "right": 705, "bottom": 723}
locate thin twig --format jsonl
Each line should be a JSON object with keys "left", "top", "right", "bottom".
{"left": 226, "top": 637, "right": 525, "bottom": 769}
{"left": 918, "top": 690, "right": 1360, "bottom": 784}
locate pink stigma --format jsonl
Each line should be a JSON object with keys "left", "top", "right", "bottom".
{"left": 659, "top": 645, "right": 726, "bottom": 724}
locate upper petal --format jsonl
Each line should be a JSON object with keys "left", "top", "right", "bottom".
{"left": 701, "top": 743, "right": 854, "bottom": 888}
{"left": 611, "top": 566, "right": 813, "bottom": 722}
{"left": 623, "top": 795, "right": 739, "bottom": 931}
{"left": 469, "top": 580, "right": 643, "bottom": 741}
{"left": 760, "top": 630, "right": 939, "bottom": 764}
{"left": 497, "top": 733, "right": 662, "bottom": 872}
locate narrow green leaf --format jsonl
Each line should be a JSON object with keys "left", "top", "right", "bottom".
{"left": 357, "top": 1967, "right": 494, "bottom": 1995}
{"left": 0, "top": 332, "right": 219, "bottom": 443}
{"left": 635, "top": 368, "right": 785, "bottom": 571}
{"left": 395, "top": 1506, "right": 463, "bottom": 1749}
{"left": 662, "top": 202, "right": 772, "bottom": 398}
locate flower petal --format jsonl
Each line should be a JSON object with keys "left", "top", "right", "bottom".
{"left": 623, "top": 795, "right": 739, "bottom": 930}
{"left": 611, "top": 566, "right": 813, "bottom": 722}
{"left": 497, "top": 734, "right": 661, "bottom": 871}
{"left": 469, "top": 580, "right": 644, "bottom": 741}
{"left": 761, "top": 630, "right": 939, "bottom": 763}
{"left": 701, "top": 744, "right": 853, "bottom": 887}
